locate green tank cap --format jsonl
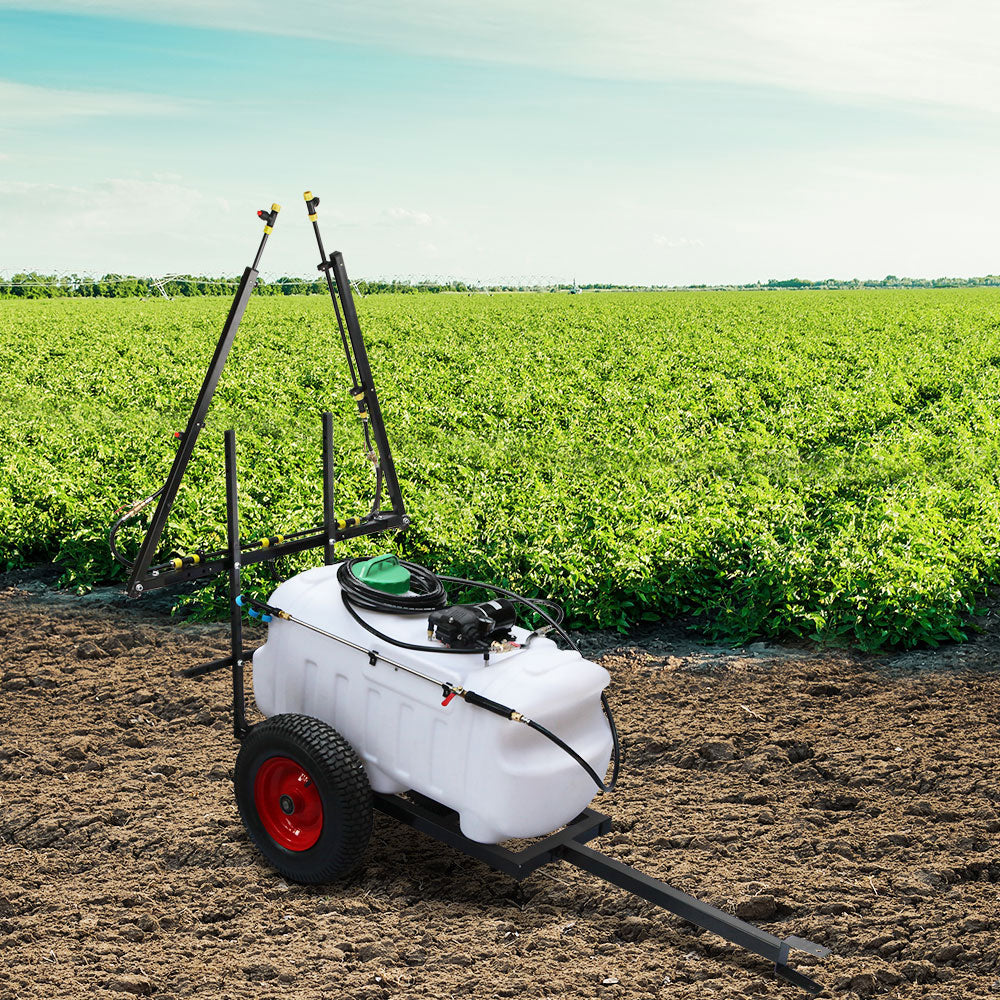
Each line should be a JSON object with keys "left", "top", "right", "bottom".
{"left": 351, "top": 554, "right": 411, "bottom": 595}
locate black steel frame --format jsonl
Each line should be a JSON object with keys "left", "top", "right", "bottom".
{"left": 124, "top": 212, "right": 406, "bottom": 599}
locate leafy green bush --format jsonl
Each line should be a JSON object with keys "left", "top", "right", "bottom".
{"left": 2, "top": 289, "right": 998, "bottom": 649}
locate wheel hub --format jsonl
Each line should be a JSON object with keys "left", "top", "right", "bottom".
{"left": 254, "top": 756, "right": 323, "bottom": 851}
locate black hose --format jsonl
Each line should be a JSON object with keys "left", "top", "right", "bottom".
{"left": 336, "top": 557, "right": 448, "bottom": 614}
{"left": 340, "top": 594, "right": 491, "bottom": 656}
{"left": 369, "top": 463, "right": 384, "bottom": 517}
{"left": 439, "top": 574, "right": 621, "bottom": 791}
{"left": 336, "top": 560, "right": 621, "bottom": 793}
{"left": 526, "top": 718, "right": 609, "bottom": 792}
{"left": 108, "top": 486, "right": 165, "bottom": 568}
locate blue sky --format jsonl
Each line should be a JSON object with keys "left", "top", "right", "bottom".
{"left": 0, "top": 1, "right": 997, "bottom": 284}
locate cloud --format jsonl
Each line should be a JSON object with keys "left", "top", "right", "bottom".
{"left": 0, "top": 78, "right": 191, "bottom": 121}
{"left": 0, "top": 178, "right": 440, "bottom": 276}
{"left": 2, "top": 1, "right": 998, "bottom": 113}
{"left": 385, "top": 207, "right": 433, "bottom": 226}
{"left": 0, "top": 177, "right": 236, "bottom": 274}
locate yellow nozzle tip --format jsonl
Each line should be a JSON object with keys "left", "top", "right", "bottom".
{"left": 271, "top": 202, "right": 281, "bottom": 212}
{"left": 303, "top": 190, "right": 313, "bottom": 200}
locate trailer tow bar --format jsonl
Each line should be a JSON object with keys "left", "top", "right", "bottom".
{"left": 374, "top": 793, "right": 830, "bottom": 995}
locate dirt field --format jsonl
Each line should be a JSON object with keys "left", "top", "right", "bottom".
{"left": 1, "top": 571, "right": 998, "bottom": 999}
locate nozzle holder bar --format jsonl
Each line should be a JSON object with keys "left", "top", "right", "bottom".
{"left": 225, "top": 428, "right": 250, "bottom": 738}
{"left": 135, "top": 512, "right": 409, "bottom": 594}
{"left": 303, "top": 190, "right": 405, "bottom": 518}
{"left": 328, "top": 249, "right": 405, "bottom": 515}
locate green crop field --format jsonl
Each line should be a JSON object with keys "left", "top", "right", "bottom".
{"left": 2, "top": 289, "right": 1000, "bottom": 648}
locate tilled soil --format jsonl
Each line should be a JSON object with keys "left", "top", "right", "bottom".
{"left": 0, "top": 577, "right": 998, "bottom": 1000}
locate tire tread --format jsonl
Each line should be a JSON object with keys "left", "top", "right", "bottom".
{"left": 235, "top": 713, "right": 372, "bottom": 884}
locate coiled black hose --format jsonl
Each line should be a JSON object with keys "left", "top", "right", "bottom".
{"left": 336, "top": 558, "right": 449, "bottom": 614}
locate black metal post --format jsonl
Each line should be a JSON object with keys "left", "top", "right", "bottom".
{"left": 225, "top": 429, "right": 249, "bottom": 738}
{"left": 329, "top": 251, "right": 405, "bottom": 516}
{"left": 322, "top": 411, "right": 336, "bottom": 564}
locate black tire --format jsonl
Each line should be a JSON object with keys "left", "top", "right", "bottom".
{"left": 235, "top": 713, "right": 372, "bottom": 884}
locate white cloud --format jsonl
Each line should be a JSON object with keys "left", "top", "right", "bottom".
{"left": 1, "top": 1, "right": 998, "bottom": 113}
{"left": 0, "top": 178, "right": 236, "bottom": 274}
{"left": 385, "top": 207, "right": 433, "bottom": 226}
{"left": 0, "top": 178, "right": 443, "bottom": 276}
{"left": 0, "top": 78, "right": 191, "bottom": 121}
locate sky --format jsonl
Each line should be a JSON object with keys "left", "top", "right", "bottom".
{"left": 0, "top": 1, "right": 997, "bottom": 285}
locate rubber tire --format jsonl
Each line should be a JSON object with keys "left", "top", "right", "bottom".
{"left": 235, "top": 714, "right": 373, "bottom": 884}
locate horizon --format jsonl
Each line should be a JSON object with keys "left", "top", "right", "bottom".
{"left": 2, "top": 3, "right": 997, "bottom": 285}
{"left": 4, "top": 270, "right": 1000, "bottom": 294}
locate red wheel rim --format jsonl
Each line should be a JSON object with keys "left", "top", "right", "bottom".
{"left": 254, "top": 756, "right": 324, "bottom": 851}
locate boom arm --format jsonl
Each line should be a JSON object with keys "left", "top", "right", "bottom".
{"left": 121, "top": 204, "right": 281, "bottom": 598}
{"left": 111, "top": 197, "right": 409, "bottom": 599}
{"left": 304, "top": 191, "right": 404, "bottom": 516}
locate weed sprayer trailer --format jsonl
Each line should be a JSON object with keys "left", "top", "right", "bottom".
{"left": 109, "top": 195, "right": 831, "bottom": 995}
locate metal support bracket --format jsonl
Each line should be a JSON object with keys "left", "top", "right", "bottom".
{"left": 374, "top": 793, "right": 612, "bottom": 878}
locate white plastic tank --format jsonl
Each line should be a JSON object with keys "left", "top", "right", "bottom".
{"left": 251, "top": 563, "right": 613, "bottom": 843}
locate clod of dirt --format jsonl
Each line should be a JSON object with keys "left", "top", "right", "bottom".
{"left": 785, "top": 741, "right": 814, "bottom": 763}
{"left": 805, "top": 683, "right": 842, "bottom": 697}
{"left": 75, "top": 641, "right": 105, "bottom": 660}
{"left": 101, "top": 975, "right": 154, "bottom": 996}
{"left": 735, "top": 895, "right": 777, "bottom": 920}
{"left": 101, "top": 636, "right": 126, "bottom": 655}
{"left": 934, "top": 944, "right": 965, "bottom": 962}
{"left": 898, "top": 960, "right": 938, "bottom": 983}
{"left": 844, "top": 972, "right": 879, "bottom": 995}
{"left": 62, "top": 735, "right": 93, "bottom": 760}
{"left": 697, "top": 740, "right": 736, "bottom": 761}
{"left": 108, "top": 807, "right": 129, "bottom": 826}
{"left": 243, "top": 963, "right": 279, "bottom": 981}
{"left": 617, "top": 915, "right": 650, "bottom": 941}
{"left": 813, "top": 793, "right": 860, "bottom": 811}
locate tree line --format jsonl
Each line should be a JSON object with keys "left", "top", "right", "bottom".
{"left": 3, "top": 272, "right": 1000, "bottom": 299}
{"left": 0, "top": 274, "right": 484, "bottom": 299}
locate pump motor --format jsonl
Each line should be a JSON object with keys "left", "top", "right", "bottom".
{"left": 428, "top": 599, "right": 517, "bottom": 649}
